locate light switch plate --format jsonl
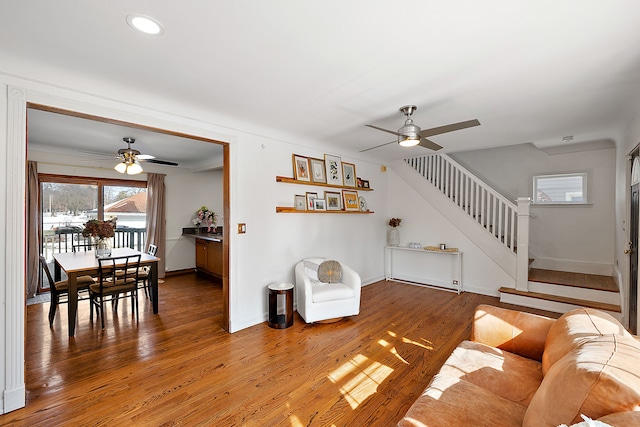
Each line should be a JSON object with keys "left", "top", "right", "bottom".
{"left": 238, "top": 223, "right": 246, "bottom": 234}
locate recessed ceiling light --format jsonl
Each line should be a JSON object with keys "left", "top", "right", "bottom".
{"left": 126, "top": 14, "right": 164, "bottom": 35}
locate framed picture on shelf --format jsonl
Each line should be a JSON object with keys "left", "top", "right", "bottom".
{"left": 357, "top": 177, "right": 364, "bottom": 188}
{"left": 309, "top": 158, "right": 326, "bottom": 183}
{"left": 358, "top": 196, "right": 368, "bottom": 212}
{"left": 325, "top": 191, "right": 342, "bottom": 211}
{"left": 305, "top": 192, "right": 318, "bottom": 210}
{"left": 362, "top": 179, "right": 370, "bottom": 189}
{"left": 313, "top": 198, "right": 326, "bottom": 211}
{"left": 295, "top": 195, "right": 306, "bottom": 211}
{"left": 342, "top": 162, "right": 357, "bottom": 187}
{"left": 342, "top": 190, "right": 359, "bottom": 211}
{"left": 293, "top": 154, "right": 311, "bottom": 182}
{"left": 324, "top": 154, "right": 343, "bottom": 186}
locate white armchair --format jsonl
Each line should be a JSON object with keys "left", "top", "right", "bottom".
{"left": 295, "top": 257, "right": 361, "bottom": 323}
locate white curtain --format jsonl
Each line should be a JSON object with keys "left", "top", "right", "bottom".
{"left": 145, "top": 173, "right": 166, "bottom": 278}
{"left": 26, "top": 161, "right": 40, "bottom": 297}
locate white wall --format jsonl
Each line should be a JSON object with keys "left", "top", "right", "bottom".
{"left": 387, "top": 169, "right": 514, "bottom": 296}
{"left": 165, "top": 168, "right": 223, "bottom": 272}
{"left": 451, "top": 143, "right": 616, "bottom": 275}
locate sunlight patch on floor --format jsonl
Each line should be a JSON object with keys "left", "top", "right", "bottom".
{"left": 328, "top": 354, "right": 394, "bottom": 409}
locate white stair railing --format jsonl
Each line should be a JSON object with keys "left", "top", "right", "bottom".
{"left": 405, "top": 154, "right": 518, "bottom": 253}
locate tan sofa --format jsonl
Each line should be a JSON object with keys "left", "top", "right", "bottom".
{"left": 398, "top": 304, "right": 640, "bottom": 427}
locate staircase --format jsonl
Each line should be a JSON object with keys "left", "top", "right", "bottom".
{"left": 400, "top": 154, "right": 621, "bottom": 318}
{"left": 500, "top": 268, "right": 621, "bottom": 318}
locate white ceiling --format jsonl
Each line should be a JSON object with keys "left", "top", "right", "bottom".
{"left": 3, "top": 1, "right": 640, "bottom": 164}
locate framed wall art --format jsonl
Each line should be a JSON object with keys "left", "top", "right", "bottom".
{"left": 342, "top": 190, "right": 359, "bottom": 212}
{"left": 293, "top": 154, "right": 311, "bottom": 182}
{"left": 342, "top": 162, "right": 356, "bottom": 187}
{"left": 305, "top": 192, "right": 318, "bottom": 210}
{"left": 295, "top": 194, "right": 306, "bottom": 211}
{"left": 325, "top": 191, "right": 342, "bottom": 211}
{"left": 309, "top": 158, "right": 326, "bottom": 183}
{"left": 313, "top": 198, "right": 326, "bottom": 211}
{"left": 324, "top": 154, "right": 343, "bottom": 186}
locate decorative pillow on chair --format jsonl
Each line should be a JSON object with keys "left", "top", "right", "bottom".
{"left": 318, "top": 260, "right": 342, "bottom": 283}
{"left": 303, "top": 258, "right": 325, "bottom": 281}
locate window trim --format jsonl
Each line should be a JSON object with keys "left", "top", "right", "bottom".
{"left": 532, "top": 172, "right": 588, "bottom": 205}
{"left": 39, "top": 173, "right": 146, "bottom": 220}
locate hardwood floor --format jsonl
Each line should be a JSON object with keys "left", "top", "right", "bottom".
{"left": 2, "top": 274, "right": 559, "bottom": 426}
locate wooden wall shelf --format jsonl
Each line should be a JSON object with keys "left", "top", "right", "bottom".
{"left": 276, "top": 176, "right": 374, "bottom": 191}
{"left": 276, "top": 207, "right": 374, "bottom": 214}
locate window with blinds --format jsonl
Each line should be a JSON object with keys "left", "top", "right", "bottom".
{"left": 533, "top": 173, "right": 587, "bottom": 204}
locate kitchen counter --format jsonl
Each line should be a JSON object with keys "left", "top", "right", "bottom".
{"left": 182, "top": 227, "right": 224, "bottom": 242}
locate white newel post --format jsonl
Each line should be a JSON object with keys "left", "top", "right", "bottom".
{"left": 516, "top": 197, "right": 531, "bottom": 291}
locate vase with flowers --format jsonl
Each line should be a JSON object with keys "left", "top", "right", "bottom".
{"left": 388, "top": 217, "right": 402, "bottom": 246}
{"left": 82, "top": 218, "right": 116, "bottom": 258}
{"left": 193, "top": 206, "right": 218, "bottom": 234}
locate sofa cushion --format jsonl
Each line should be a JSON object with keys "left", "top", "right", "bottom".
{"left": 398, "top": 374, "right": 526, "bottom": 427}
{"left": 524, "top": 334, "right": 640, "bottom": 427}
{"left": 597, "top": 411, "right": 640, "bottom": 425}
{"left": 472, "top": 304, "right": 554, "bottom": 361}
{"left": 542, "top": 308, "right": 631, "bottom": 375}
{"left": 438, "top": 340, "right": 543, "bottom": 406}
{"left": 311, "top": 282, "right": 354, "bottom": 303}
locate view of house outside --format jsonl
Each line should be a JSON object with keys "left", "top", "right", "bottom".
{"left": 41, "top": 183, "right": 148, "bottom": 259}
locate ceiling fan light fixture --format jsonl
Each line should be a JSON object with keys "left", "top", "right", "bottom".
{"left": 399, "top": 136, "right": 420, "bottom": 147}
{"left": 127, "top": 161, "right": 143, "bottom": 175}
{"left": 114, "top": 161, "right": 128, "bottom": 174}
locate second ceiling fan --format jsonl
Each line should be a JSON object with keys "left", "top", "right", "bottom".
{"left": 361, "top": 105, "right": 480, "bottom": 152}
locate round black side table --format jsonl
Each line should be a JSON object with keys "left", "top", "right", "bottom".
{"left": 267, "top": 283, "right": 294, "bottom": 329}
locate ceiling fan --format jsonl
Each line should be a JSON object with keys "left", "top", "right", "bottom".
{"left": 360, "top": 105, "right": 480, "bottom": 152}
{"left": 114, "top": 137, "right": 178, "bottom": 175}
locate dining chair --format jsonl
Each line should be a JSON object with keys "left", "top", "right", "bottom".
{"left": 89, "top": 254, "right": 141, "bottom": 329}
{"left": 137, "top": 244, "right": 158, "bottom": 300}
{"left": 39, "top": 255, "right": 94, "bottom": 327}
{"left": 72, "top": 242, "right": 94, "bottom": 252}
{"left": 115, "top": 244, "right": 157, "bottom": 300}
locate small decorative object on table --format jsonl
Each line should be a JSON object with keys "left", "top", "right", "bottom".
{"left": 193, "top": 206, "right": 218, "bottom": 233}
{"left": 388, "top": 217, "right": 402, "bottom": 246}
{"left": 82, "top": 219, "right": 116, "bottom": 258}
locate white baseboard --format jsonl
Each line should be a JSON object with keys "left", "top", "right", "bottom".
{"left": 3, "top": 384, "right": 26, "bottom": 414}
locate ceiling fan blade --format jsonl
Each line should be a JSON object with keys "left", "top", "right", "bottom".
{"left": 418, "top": 138, "right": 443, "bottom": 151}
{"left": 143, "top": 158, "right": 179, "bottom": 166}
{"left": 137, "top": 154, "right": 156, "bottom": 160}
{"left": 419, "top": 119, "right": 480, "bottom": 138}
{"left": 359, "top": 140, "right": 397, "bottom": 153}
{"left": 365, "top": 124, "right": 402, "bottom": 137}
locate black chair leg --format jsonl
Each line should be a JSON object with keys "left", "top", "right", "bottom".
{"left": 48, "top": 294, "right": 57, "bottom": 326}
{"left": 100, "top": 296, "right": 105, "bottom": 329}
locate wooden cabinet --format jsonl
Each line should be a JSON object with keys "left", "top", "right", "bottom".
{"left": 195, "top": 238, "right": 223, "bottom": 279}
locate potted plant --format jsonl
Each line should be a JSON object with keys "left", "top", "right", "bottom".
{"left": 388, "top": 217, "right": 402, "bottom": 246}
{"left": 82, "top": 218, "right": 116, "bottom": 258}
{"left": 192, "top": 206, "right": 218, "bottom": 233}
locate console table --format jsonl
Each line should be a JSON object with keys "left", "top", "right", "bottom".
{"left": 384, "top": 246, "right": 462, "bottom": 294}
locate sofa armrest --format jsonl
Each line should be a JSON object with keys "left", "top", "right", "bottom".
{"left": 471, "top": 304, "right": 555, "bottom": 361}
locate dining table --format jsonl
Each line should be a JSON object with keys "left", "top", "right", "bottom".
{"left": 53, "top": 247, "right": 160, "bottom": 337}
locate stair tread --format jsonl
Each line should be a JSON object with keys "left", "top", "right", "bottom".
{"left": 499, "top": 287, "right": 621, "bottom": 313}
{"left": 528, "top": 268, "right": 618, "bottom": 293}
